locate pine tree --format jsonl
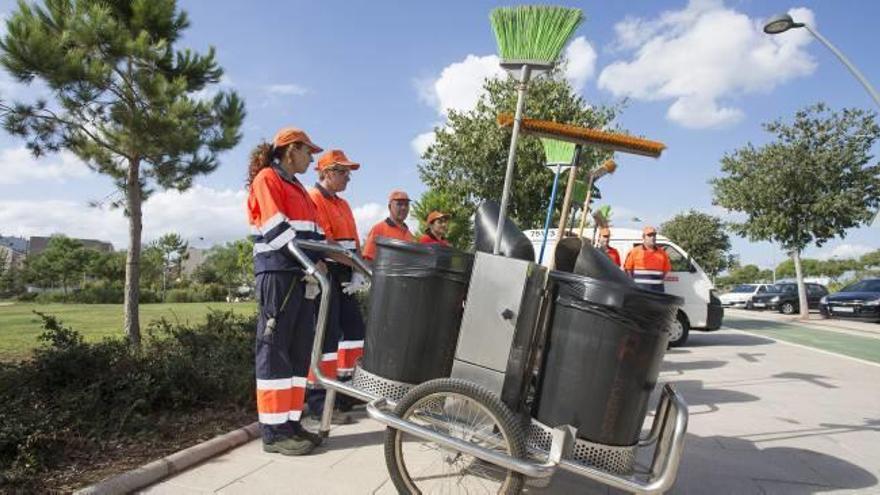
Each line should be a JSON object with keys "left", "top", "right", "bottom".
{"left": 0, "top": 0, "right": 245, "bottom": 345}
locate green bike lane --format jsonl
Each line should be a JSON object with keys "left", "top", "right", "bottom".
{"left": 722, "top": 313, "right": 880, "bottom": 365}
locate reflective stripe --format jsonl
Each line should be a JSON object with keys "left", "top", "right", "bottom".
{"left": 253, "top": 228, "right": 297, "bottom": 254}
{"left": 259, "top": 212, "right": 286, "bottom": 235}
{"left": 633, "top": 270, "right": 664, "bottom": 277}
{"left": 289, "top": 410, "right": 302, "bottom": 421}
{"left": 259, "top": 411, "right": 292, "bottom": 425}
{"left": 290, "top": 220, "right": 322, "bottom": 234}
{"left": 338, "top": 340, "right": 364, "bottom": 350}
{"left": 634, "top": 278, "right": 664, "bottom": 284}
{"left": 257, "top": 377, "right": 293, "bottom": 390}
{"left": 338, "top": 240, "right": 357, "bottom": 250}
{"left": 322, "top": 352, "right": 338, "bottom": 361}
{"left": 292, "top": 376, "right": 307, "bottom": 388}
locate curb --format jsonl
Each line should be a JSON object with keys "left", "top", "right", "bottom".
{"left": 75, "top": 422, "right": 260, "bottom": 495}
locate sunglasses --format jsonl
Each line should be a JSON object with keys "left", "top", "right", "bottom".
{"left": 646, "top": 233, "right": 657, "bottom": 237}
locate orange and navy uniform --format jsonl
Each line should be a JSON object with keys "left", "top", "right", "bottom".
{"left": 307, "top": 183, "right": 365, "bottom": 382}
{"left": 247, "top": 166, "right": 324, "bottom": 431}
{"left": 623, "top": 244, "right": 672, "bottom": 292}
{"left": 604, "top": 246, "right": 621, "bottom": 267}
{"left": 419, "top": 231, "right": 450, "bottom": 247}
{"left": 248, "top": 167, "right": 325, "bottom": 273}
{"left": 363, "top": 218, "right": 415, "bottom": 260}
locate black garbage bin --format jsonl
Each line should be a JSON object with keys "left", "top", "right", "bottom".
{"left": 535, "top": 263, "right": 683, "bottom": 446}
{"left": 362, "top": 237, "right": 474, "bottom": 385}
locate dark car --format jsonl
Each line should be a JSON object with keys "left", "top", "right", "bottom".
{"left": 819, "top": 278, "right": 880, "bottom": 322}
{"left": 750, "top": 282, "right": 829, "bottom": 314}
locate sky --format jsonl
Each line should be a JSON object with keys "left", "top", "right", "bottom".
{"left": 0, "top": 0, "right": 877, "bottom": 271}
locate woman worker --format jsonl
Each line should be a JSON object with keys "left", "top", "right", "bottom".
{"left": 418, "top": 211, "right": 451, "bottom": 246}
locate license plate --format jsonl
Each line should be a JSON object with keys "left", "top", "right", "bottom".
{"left": 833, "top": 306, "right": 855, "bottom": 313}
{"left": 753, "top": 303, "right": 765, "bottom": 308}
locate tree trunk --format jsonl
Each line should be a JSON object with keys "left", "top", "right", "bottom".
{"left": 792, "top": 249, "right": 809, "bottom": 320}
{"left": 124, "top": 158, "right": 142, "bottom": 348}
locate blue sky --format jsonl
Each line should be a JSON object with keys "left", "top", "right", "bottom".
{"left": 0, "top": 0, "right": 877, "bottom": 270}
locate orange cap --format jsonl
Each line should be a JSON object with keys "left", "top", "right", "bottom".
{"left": 273, "top": 127, "right": 323, "bottom": 152}
{"left": 427, "top": 211, "right": 449, "bottom": 224}
{"left": 388, "top": 190, "right": 410, "bottom": 202}
{"left": 599, "top": 227, "right": 611, "bottom": 237}
{"left": 643, "top": 226, "right": 657, "bottom": 235}
{"left": 316, "top": 149, "right": 360, "bottom": 171}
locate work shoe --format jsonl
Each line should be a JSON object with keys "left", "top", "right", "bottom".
{"left": 295, "top": 425, "right": 324, "bottom": 447}
{"left": 306, "top": 409, "right": 353, "bottom": 425}
{"left": 262, "top": 435, "right": 316, "bottom": 456}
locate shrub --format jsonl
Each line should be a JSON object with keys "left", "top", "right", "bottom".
{"left": 0, "top": 310, "right": 256, "bottom": 489}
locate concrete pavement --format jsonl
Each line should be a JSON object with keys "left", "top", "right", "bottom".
{"left": 142, "top": 323, "right": 880, "bottom": 494}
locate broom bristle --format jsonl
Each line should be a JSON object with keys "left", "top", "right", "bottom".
{"left": 490, "top": 6, "right": 584, "bottom": 63}
{"left": 541, "top": 138, "right": 576, "bottom": 166}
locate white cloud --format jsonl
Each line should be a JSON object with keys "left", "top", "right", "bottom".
{"left": 425, "top": 54, "right": 506, "bottom": 116}
{"left": 0, "top": 185, "right": 248, "bottom": 248}
{"left": 598, "top": 1, "right": 816, "bottom": 129}
{"left": 814, "top": 243, "right": 874, "bottom": 261}
{"left": 410, "top": 131, "right": 436, "bottom": 157}
{"left": 0, "top": 147, "right": 91, "bottom": 184}
{"left": 562, "top": 36, "right": 597, "bottom": 90}
{"left": 264, "top": 83, "right": 309, "bottom": 96}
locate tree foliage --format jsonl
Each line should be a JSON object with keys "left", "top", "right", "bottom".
{"left": 660, "top": 210, "right": 731, "bottom": 277}
{"left": 194, "top": 239, "right": 252, "bottom": 289}
{"left": 411, "top": 189, "right": 472, "bottom": 250}
{"left": 418, "top": 71, "right": 621, "bottom": 229}
{"left": 0, "top": 0, "right": 245, "bottom": 345}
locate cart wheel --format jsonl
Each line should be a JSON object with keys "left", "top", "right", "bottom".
{"left": 384, "top": 378, "right": 526, "bottom": 494}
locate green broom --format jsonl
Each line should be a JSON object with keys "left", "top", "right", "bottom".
{"left": 538, "top": 138, "right": 577, "bottom": 263}
{"left": 490, "top": 5, "right": 584, "bottom": 255}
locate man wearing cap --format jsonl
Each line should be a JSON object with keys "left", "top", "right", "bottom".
{"left": 419, "top": 211, "right": 451, "bottom": 246}
{"left": 623, "top": 226, "right": 672, "bottom": 292}
{"left": 306, "top": 149, "right": 367, "bottom": 421}
{"left": 362, "top": 191, "right": 415, "bottom": 260}
{"left": 597, "top": 227, "right": 620, "bottom": 267}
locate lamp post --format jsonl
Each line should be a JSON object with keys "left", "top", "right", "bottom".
{"left": 763, "top": 13, "right": 880, "bottom": 109}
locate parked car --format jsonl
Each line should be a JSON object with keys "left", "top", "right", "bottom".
{"left": 719, "top": 283, "right": 772, "bottom": 308}
{"left": 819, "top": 278, "right": 880, "bottom": 322}
{"left": 750, "top": 282, "right": 829, "bottom": 314}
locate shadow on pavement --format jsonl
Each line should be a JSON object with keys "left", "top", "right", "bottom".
{"left": 661, "top": 379, "right": 759, "bottom": 416}
{"left": 686, "top": 332, "right": 775, "bottom": 347}
{"left": 661, "top": 359, "right": 727, "bottom": 374}
{"left": 531, "top": 432, "right": 878, "bottom": 494}
{"left": 772, "top": 372, "right": 838, "bottom": 389}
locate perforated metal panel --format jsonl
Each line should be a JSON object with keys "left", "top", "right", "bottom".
{"left": 351, "top": 365, "right": 415, "bottom": 403}
{"left": 527, "top": 419, "right": 636, "bottom": 474}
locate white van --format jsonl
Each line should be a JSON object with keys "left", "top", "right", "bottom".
{"left": 719, "top": 284, "right": 772, "bottom": 308}
{"left": 524, "top": 227, "right": 724, "bottom": 346}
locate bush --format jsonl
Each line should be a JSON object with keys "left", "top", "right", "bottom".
{"left": 0, "top": 310, "right": 256, "bottom": 489}
{"left": 165, "top": 284, "right": 226, "bottom": 303}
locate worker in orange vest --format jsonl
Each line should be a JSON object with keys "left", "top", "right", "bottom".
{"left": 623, "top": 226, "right": 672, "bottom": 292}
{"left": 306, "top": 149, "right": 367, "bottom": 423}
{"left": 362, "top": 190, "right": 415, "bottom": 260}
{"left": 247, "top": 126, "right": 326, "bottom": 456}
{"left": 419, "top": 211, "right": 451, "bottom": 246}
{"left": 597, "top": 227, "right": 620, "bottom": 266}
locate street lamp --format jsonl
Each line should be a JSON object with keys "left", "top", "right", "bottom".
{"left": 763, "top": 13, "right": 880, "bottom": 109}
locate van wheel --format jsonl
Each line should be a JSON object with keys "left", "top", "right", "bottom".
{"left": 669, "top": 311, "right": 690, "bottom": 347}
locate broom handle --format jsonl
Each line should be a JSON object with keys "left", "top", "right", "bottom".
{"left": 555, "top": 145, "right": 581, "bottom": 241}
{"left": 537, "top": 163, "right": 563, "bottom": 264}
{"left": 494, "top": 65, "right": 532, "bottom": 255}
{"left": 577, "top": 173, "right": 596, "bottom": 237}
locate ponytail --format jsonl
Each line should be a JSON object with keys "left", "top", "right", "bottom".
{"left": 247, "top": 142, "right": 285, "bottom": 186}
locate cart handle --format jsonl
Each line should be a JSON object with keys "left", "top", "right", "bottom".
{"left": 366, "top": 397, "right": 574, "bottom": 479}
{"left": 293, "top": 239, "right": 372, "bottom": 279}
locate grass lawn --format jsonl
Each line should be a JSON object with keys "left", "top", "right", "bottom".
{"left": 0, "top": 301, "right": 257, "bottom": 361}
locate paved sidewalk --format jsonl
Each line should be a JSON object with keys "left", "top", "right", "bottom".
{"left": 143, "top": 328, "right": 880, "bottom": 494}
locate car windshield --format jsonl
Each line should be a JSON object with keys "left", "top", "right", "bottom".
{"left": 841, "top": 279, "right": 880, "bottom": 293}
{"left": 730, "top": 285, "right": 755, "bottom": 293}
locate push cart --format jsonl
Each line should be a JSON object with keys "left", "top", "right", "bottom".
{"left": 286, "top": 232, "right": 688, "bottom": 495}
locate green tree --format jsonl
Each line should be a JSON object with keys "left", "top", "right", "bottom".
{"left": 195, "top": 239, "right": 252, "bottom": 288}
{"left": 86, "top": 250, "right": 126, "bottom": 283}
{"left": 712, "top": 103, "right": 880, "bottom": 318}
{"left": 411, "top": 189, "right": 472, "bottom": 249}
{"left": 25, "top": 236, "right": 91, "bottom": 294}
{"left": 419, "top": 71, "right": 620, "bottom": 229}
{"left": 715, "top": 264, "right": 774, "bottom": 290}
{"left": 660, "top": 210, "right": 731, "bottom": 277}
{"left": 0, "top": 0, "right": 245, "bottom": 346}
{"left": 154, "top": 232, "right": 188, "bottom": 299}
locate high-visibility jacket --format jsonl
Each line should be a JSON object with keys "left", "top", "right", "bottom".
{"left": 623, "top": 244, "right": 671, "bottom": 286}
{"left": 363, "top": 218, "right": 415, "bottom": 260}
{"left": 247, "top": 167, "right": 324, "bottom": 274}
{"left": 604, "top": 246, "right": 621, "bottom": 267}
{"left": 418, "top": 231, "right": 450, "bottom": 247}
{"left": 308, "top": 183, "right": 360, "bottom": 253}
